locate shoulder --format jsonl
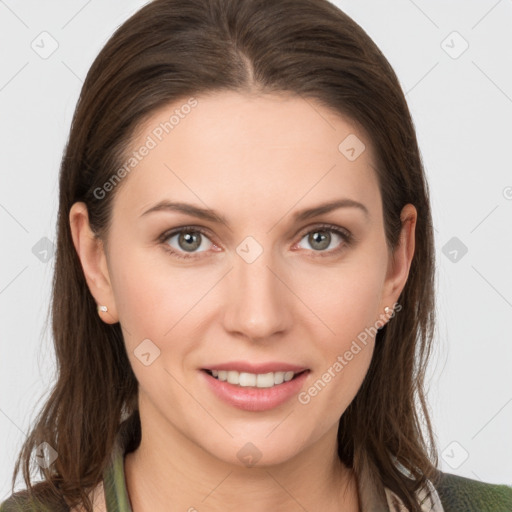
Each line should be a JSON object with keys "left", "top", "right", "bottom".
{"left": 0, "top": 482, "right": 70, "bottom": 512}
{"left": 434, "top": 471, "right": 512, "bottom": 512}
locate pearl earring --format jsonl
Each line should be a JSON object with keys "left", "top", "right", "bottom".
{"left": 384, "top": 306, "right": 393, "bottom": 316}
{"left": 97, "top": 305, "right": 108, "bottom": 313}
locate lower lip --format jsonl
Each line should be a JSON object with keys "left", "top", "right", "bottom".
{"left": 200, "top": 370, "right": 310, "bottom": 412}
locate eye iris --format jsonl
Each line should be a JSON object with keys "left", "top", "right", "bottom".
{"left": 309, "top": 230, "right": 330, "bottom": 251}
{"left": 178, "top": 231, "right": 201, "bottom": 252}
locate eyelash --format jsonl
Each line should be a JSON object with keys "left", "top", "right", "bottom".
{"left": 158, "top": 223, "right": 354, "bottom": 260}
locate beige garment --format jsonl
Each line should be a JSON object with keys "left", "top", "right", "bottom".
{"left": 355, "top": 452, "right": 445, "bottom": 512}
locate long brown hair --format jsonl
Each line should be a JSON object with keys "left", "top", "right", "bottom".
{"left": 11, "top": 1, "right": 438, "bottom": 510}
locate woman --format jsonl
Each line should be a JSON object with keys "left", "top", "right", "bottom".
{"left": 2, "top": 0, "right": 511, "bottom": 511}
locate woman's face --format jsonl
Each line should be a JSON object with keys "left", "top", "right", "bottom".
{"left": 75, "top": 91, "right": 415, "bottom": 467}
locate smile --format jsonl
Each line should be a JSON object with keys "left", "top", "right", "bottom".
{"left": 205, "top": 369, "right": 305, "bottom": 388}
{"left": 201, "top": 369, "right": 311, "bottom": 412}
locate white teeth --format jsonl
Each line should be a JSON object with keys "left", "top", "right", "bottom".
{"left": 208, "top": 370, "right": 299, "bottom": 387}
{"left": 239, "top": 372, "right": 256, "bottom": 387}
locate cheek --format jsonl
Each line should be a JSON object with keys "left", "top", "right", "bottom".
{"left": 108, "top": 247, "right": 194, "bottom": 343}
{"left": 292, "top": 257, "right": 384, "bottom": 411}
{"left": 297, "top": 293, "right": 378, "bottom": 429}
{"left": 108, "top": 244, "right": 225, "bottom": 365}
{"left": 108, "top": 249, "right": 212, "bottom": 405}
{"left": 294, "top": 255, "right": 386, "bottom": 342}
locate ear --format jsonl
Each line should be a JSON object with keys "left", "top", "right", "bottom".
{"left": 378, "top": 203, "right": 417, "bottom": 321}
{"left": 69, "top": 202, "right": 119, "bottom": 324}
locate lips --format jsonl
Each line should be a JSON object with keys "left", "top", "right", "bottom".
{"left": 202, "top": 361, "right": 308, "bottom": 374}
{"left": 201, "top": 367, "right": 310, "bottom": 411}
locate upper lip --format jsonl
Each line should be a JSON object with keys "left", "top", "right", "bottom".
{"left": 202, "top": 361, "right": 309, "bottom": 374}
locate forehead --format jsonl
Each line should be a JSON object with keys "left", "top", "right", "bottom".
{"left": 114, "top": 91, "right": 381, "bottom": 223}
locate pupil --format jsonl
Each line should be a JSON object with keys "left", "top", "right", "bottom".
{"left": 179, "top": 231, "right": 201, "bottom": 252}
{"left": 310, "top": 230, "right": 330, "bottom": 250}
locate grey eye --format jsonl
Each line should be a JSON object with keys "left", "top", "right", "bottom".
{"left": 166, "top": 230, "right": 213, "bottom": 253}
{"left": 297, "top": 229, "right": 344, "bottom": 252}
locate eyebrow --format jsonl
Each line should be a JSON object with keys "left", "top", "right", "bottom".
{"left": 140, "top": 198, "right": 370, "bottom": 224}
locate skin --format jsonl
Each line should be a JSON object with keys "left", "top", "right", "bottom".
{"left": 70, "top": 91, "right": 416, "bottom": 511}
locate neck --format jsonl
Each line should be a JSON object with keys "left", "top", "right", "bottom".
{"left": 124, "top": 402, "right": 359, "bottom": 512}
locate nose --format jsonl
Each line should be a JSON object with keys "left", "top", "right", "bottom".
{"left": 222, "top": 246, "right": 292, "bottom": 342}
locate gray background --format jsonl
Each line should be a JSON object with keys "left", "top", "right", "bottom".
{"left": 1, "top": 0, "right": 511, "bottom": 499}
